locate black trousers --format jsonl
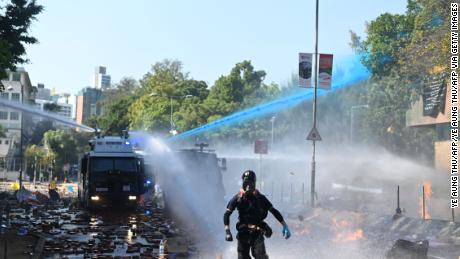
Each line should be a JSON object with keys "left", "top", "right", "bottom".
{"left": 237, "top": 232, "right": 269, "bottom": 259}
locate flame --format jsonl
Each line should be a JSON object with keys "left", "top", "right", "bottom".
{"left": 419, "top": 181, "right": 433, "bottom": 219}
{"left": 331, "top": 218, "right": 364, "bottom": 242}
{"left": 334, "top": 229, "right": 364, "bottom": 242}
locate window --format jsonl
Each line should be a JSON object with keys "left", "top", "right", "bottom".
{"left": 90, "top": 158, "right": 113, "bottom": 172}
{"left": 1, "top": 93, "right": 8, "bottom": 99}
{"left": 11, "top": 93, "right": 20, "bottom": 102}
{"left": 90, "top": 104, "right": 97, "bottom": 116}
{"left": 0, "top": 140, "right": 2, "bottom": 145}
{"left": 0, "top": 112, "right": 8, "bottom": 120}
{"left": 11, "top": 73, "right": 20, "bottom": 81}
{"left": 10, "top": 112, "right": 19, "bottom": 120}
{"left": 114, "top": 158, "right": 138, "bottom": 173}
{"left": 5, "top": 140, "right": 8, "bottom": 145}
{"left": 90, "top": 157, "right": 138, "bottom": 173}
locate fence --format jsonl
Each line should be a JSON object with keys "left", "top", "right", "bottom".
{"left": 0, "top": 181, "right": 78, "bottom": 198}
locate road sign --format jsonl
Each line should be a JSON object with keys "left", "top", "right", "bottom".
{"left": 254, "top": 140, "right": 268, "bottom": 154}
{"left": 306, "top": 127, "right": 322, "bottom": 141}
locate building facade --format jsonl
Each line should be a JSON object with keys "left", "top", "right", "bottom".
{"left": 406, "top": 72, "right": 451, "bottom": 172}
{"left": 0, "top": 68, "right": 34, "bottom": 178}
{"left": 93, "top": 66, "right": 111, "bottom": 89}
{"left": 75, "top": 87, "right": 104, "bottom": 125}
{"left": 34, "top": 99, "right": 73, "bottom": 119}
{"left": 35, "top": 83, "right": 51, "bottom": 100}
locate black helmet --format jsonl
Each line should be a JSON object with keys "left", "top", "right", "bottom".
{"left": 242, "top": 170, "right": 256, "bottom": 182}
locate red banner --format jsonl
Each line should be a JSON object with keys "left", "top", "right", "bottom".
{"left": 319, "top": 54, "right": 333, "bottom": 89}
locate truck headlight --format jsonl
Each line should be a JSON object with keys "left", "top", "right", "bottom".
{"left": 128, "top": 196, "right": 137, "bottom": 200}
{"left": 91, "top": 196, "right": 100, "bottom": 201}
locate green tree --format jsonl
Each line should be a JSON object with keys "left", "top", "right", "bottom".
{"left": 25, "top": 144, "right": 47, "bottom": 180}
{"left": 43, "top": 103, "right": 60, "bottom": 112}
{"left": 97, "top": 77, "right": 141, "bottom": 135}
{"left": 204, "top": 61, "right": 273, "bottom": 119}
{"left": 398, "top": 0, "right": 450, "bottom": 81}
{"left": 350, "top": 13, "right": 415, "bottom": 77}
{"left": 128, "top": 60, "right": 210, "bottom": 134}
{"left": 347, "top": 0, "right": 445, "bottom": 160}
{"left": 200, "top": 61, "right": 280, "bottom": 141}
{"left": 44, "top": 130, "right": 79, "bottom": 178}
{"left": 0, "top": 0, "right": 43, "bottom": 81}
{"left": 29, "top": 120, "right": 55, "bottom": 144}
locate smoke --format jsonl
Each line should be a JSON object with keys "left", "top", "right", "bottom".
{"left": 211, "top": 140, "right": 452, "bottom": 258}
{"left": 132, "top": 53, "right": 455, "bottom": 257}
{"left": 134, "top": 117, "right": 454, "bottom": 258}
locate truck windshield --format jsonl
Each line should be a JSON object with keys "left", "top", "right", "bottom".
{"left": 90, "top": 157, "right": 138, "bottom": 173}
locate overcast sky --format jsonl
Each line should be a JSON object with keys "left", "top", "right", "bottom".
{"left": 23, "top": 0, "right": 407, "bottom": 95}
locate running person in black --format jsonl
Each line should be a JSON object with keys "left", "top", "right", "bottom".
{"left": 224, "top": 170, "right": 291, "bottom": 259}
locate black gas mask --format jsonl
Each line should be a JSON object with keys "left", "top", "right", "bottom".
{"left": 241, "top": 170, "right": 256, "bottom": 195}
{"left": 242, "top": 179, "right": 256, "bottom": 194}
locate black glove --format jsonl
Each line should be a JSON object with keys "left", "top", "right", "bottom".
{"left": 225, "top": 229, "right": 233, "bottom": 241}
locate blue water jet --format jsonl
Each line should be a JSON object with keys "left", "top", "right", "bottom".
{"left": 170, "top": 55, "right": 369, "bottom": 141}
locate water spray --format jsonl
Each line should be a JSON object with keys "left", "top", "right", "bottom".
{"left": 169, "top": 55, "right": 369, "bottom": 141}
{"left": 0, "top": 98, "right": 95, "bottom": 132}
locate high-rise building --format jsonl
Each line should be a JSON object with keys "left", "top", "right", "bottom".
{"left": 93, "top": 66, "right": 111, "bottom": 89}
{"left": 75, "top": 87, "right": 104, "bottom": 125}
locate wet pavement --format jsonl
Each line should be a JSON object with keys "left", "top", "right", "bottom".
{"left": 40, "top": 208, "right": 188, "bottom": 258}
{"left": 2, "top": 185, "right": 459, "bottom": 258}
{"left": 0, "top": 188, "right": 194, "bottom": 259}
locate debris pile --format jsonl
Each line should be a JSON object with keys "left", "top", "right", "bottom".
{"left": 0, "top": 185, "right": 193, "bottom": 259}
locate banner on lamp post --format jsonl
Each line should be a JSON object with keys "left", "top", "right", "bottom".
{"left": 318, "top": 54, "right": 333, "bottom": 89}
{"left": 299, "top": 53, "right": 313, "bottom": 87}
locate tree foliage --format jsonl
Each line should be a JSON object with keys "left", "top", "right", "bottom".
{"left": 25, "top": 143, "right": 54, "bottom": 180}
{"left": 43, "top": 102, "right": 60, "bottom": 112}
{"left": 128, "top": 60, "right": 209, "bottom": 134}
{"left": 350, "top": 13, "right": 415, "bottom": 77}
{"left": 347, "top": 0, "right": 446, "bottom": 160}
{"left": 94, "top": 77, "right": 141, "bottom": 135}
{"left": 43, "top": 130, "right": 91, "bottom": 178}
{"left": 0, "top": 0, "right": 43, "bottom": 81}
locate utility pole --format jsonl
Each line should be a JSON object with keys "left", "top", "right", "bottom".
{"left": 149, "top": 92, "right": 193, "bottom": 135}
{"left": 309, "top": 0, "right": 320, "bottom": 208}
{"left": 33, "top": 155, "right": 37, "bottom": 187}
{"left": 19, "top": 84, "right": 24, "bottom": 187}
{"left": 170, "top": 97, "right": 174, "bottom": 133}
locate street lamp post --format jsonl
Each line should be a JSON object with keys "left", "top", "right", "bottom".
{"left": 350, "top": 104, "right": 369, "bottom": 144}
{"left": 149, "top": 92, "right": 193, "bottom": 135}
{"left": 169, "top": 97, "right": 174, "bottom": 134}
{"left": 7, "top": 84, "right": 24, "bottom": 187}
{"left": 19, "top": 90, "right": 23, "bottom": 187}
{"left": 308, "top": 0, "right": 320, "bottom": 208}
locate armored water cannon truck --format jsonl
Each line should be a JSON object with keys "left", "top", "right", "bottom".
{"left": 78, "top": 132, "right": 148, "bottom": 209}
